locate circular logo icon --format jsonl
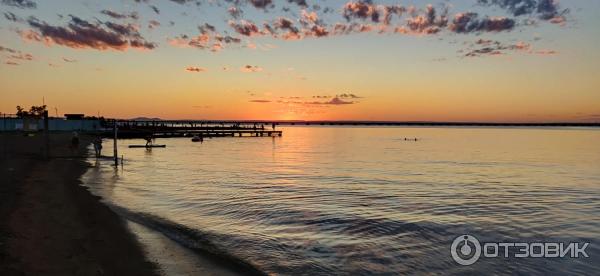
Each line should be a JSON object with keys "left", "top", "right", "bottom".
{"left": 451, "top": 235, "right": 481, "bottom": 265}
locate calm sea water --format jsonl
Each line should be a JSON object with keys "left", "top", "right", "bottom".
{"left": 83, "top": 126, "right": 600, "bottom": 275}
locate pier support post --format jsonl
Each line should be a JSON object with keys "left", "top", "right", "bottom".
{"left": 113, "top": 122, "right": 118, "bottom": 166}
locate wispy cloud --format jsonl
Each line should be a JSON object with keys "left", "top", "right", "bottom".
{"left": 1, "top": 0, "right": 36, "bottom": 9}
{"left": 248, "top": 0, "right": 273, "bottom": 10}
{"left": 476, "top": 0, "right": 569, "bottom": 23}
{"left": 148, "top": 20, "right": 160, "bottom": 30}
{"left": 462, "top": 39, "right": 558, "bottom": 57}
{"left": 0, "top": 45, "right": 18, "bottom": 54}
{"left": 100, "top": 10, "right": 139, "bottom": 20}
{"left": 338, "top": 93, "right": 362, "bottom": 99}
{"left": 229, "top": 20, "right": 262, "bottom": 37}
{"left": 185, "top": 66, "right": 207, "bottom": 72}
{"left": 4, "top": 11, "right": 22, "bottom": 22}
{"left": 249, "top": 99, "right": 271, "bottom": 103}
{"left": 1, "top": 44, "right": 34, "bottom": 65}
{"left": 150, "top": 5, "right": 160, "bottom": 15}
{"left": 319, "top": 97, "right": 355, "bottom": 105}
{"left": 168, "top": 23, "right": 241, "bottom": 52}
{"left": 240, "top": 65, "right": 263, "bottom": 73}
{"left": 279, "top": 96, "right": 357, "bottom": 106}
{"left": 534, "top": 49, "right": 558, "bottom": 56}
{"left": 192, "top": 105, "right": 212, "bottom": 109}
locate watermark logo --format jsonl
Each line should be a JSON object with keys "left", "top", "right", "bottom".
{"left": 451, "top": 235, "right": 590, "bottom": 266}
{"left": 451, "top": 235, "right": 482, "bottom": 265}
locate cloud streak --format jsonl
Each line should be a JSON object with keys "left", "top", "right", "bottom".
{"left": 1, "top": 0, "right": 36, "bottom": 9}
{"left": 100, "top": 10, "right": 139, "bottom": 20}
{"left": 477, "top": 0, "right": 568, "bottom": 22}
{"left": 462, "top": 39, "right": 557, "bottom": 57}
{"left": 240, "top": 65, "right": 263, "bottom": 73}
{"left": 278, "top": 97, "right": 357, "bottom": 106}
{"left": 4, "top": 11, "right": 22, "bottom": 22}
{"left": 249, "top": 99, "right": 271, "bottom": 103}
{"left": 1, "top": 44, "right": 34, "bottom": 65}
{"left": 169, "top": 23, "right": 242, "bottom": 52}
{"left": 185, "top": 66, "right": 207, "bottom": 72}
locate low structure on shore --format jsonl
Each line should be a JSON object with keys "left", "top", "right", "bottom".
{"left": 0, "top": 114, "right": 101, "bottom": 132}
{"left": 0, "top": 115, "right": 284, "bottom": 138}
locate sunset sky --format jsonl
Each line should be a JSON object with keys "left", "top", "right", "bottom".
{"left": 1, "top": 0, "right": 599, "bottom": 122}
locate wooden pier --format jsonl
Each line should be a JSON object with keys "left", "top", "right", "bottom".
{"left": 101, "top": 120, "right": 282, "bottom": 138}
{"left": 98, "top": 118, "right": 600, "bottom": 139}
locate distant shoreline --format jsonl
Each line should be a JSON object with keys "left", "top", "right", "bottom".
{"left": 119, "top": 119, "right": 600, "bottom": 128}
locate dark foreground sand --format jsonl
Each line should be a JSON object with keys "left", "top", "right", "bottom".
{"left": 0, "top": 133, "right": 158, "bottom": 275}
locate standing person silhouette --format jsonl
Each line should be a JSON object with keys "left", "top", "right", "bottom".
{"left": 144, "top": 134, "right": 153, "bottom": 147}
{"left": 71, "top": 131, "right": 79, "bottom": 146}
{"left": 93, "top": 136, "right": 103, "bottom": 157}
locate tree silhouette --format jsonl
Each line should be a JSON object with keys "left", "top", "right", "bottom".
{"left": 16, "top": 105, "right": 47, "bottom": 118}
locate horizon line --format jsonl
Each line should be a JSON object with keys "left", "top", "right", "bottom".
{"left": 112, "top": 118, "right": 600, "bottom": 127}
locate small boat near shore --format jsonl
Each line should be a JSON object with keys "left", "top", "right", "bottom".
{"left": 191, "top": 135, "right": 203, "bottom": 142}
{"left": 128, "top": 145, "right": 167, "bottom": 148}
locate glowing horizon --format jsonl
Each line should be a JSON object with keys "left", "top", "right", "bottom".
{"left": 1, "top": 0, "right": 599, "bottom": 122}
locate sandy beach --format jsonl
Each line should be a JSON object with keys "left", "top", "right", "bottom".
{"left": 0, "top": 133, "right": 158, "bottom": 275}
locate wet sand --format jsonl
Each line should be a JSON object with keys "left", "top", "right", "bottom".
{"left": 0, "top": 133, "right": 158, "bottom": 275}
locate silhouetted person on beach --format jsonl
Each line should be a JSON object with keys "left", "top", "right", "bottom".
{"left": 71, "top": 131, "right": 79, "bottom": 147}
{"left": 93, "top": 136, "right": 103, "bottom": 157}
